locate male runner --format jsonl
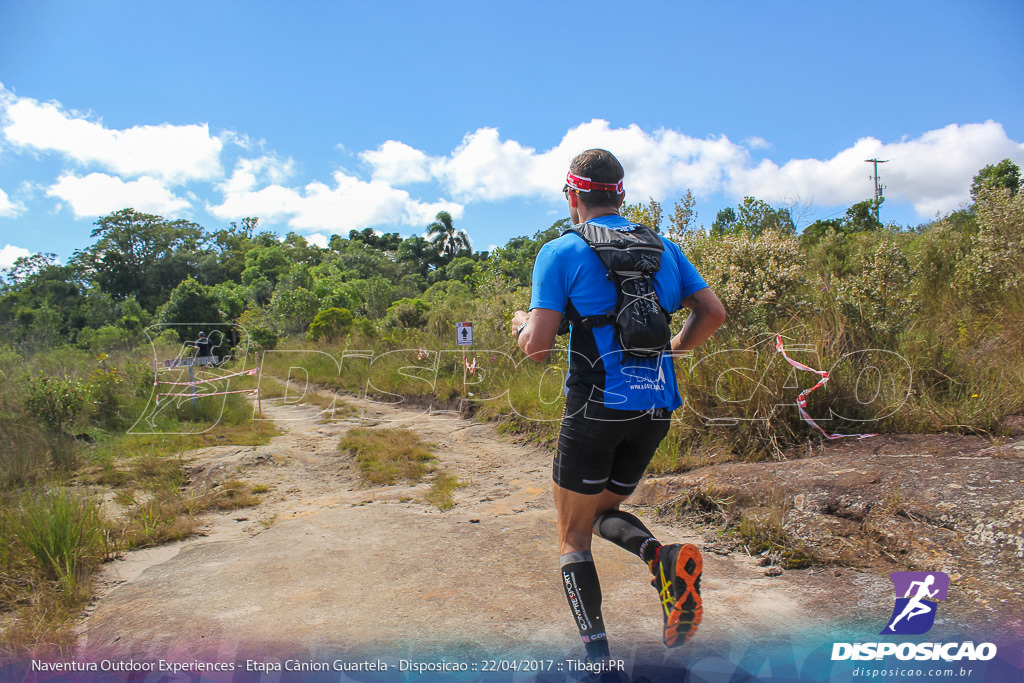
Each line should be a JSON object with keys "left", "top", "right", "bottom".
{"left": 511, "top": 149, "right": 725, "bottom": 665}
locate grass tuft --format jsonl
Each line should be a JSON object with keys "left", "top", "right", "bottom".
{"left": 425, "top": 473, "right": 464, "bottom": 511}
{"left": 339, "top": 427, "right": 436, "bottom": 485}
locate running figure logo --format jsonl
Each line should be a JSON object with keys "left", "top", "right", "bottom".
{"left": 881, "top": 571, "right": 950, "bottom": 635}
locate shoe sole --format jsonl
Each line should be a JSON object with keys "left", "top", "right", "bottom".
{"left": 664, "top": 543, "right": 702, "bottom": 648}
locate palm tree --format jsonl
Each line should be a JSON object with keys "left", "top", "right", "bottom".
{"left": 426, "top": 211, "right": 470, "bottom": 264}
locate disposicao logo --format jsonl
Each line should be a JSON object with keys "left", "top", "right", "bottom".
{"left": 881, "top": 571, "right": 949, "bottom": 635}
{"left": 831, "top": 571, "right": 998, "bottom": 663}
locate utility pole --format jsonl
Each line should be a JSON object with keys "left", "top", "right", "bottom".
{"left": 865, "top": 158, "right": 888, "bottom": 222}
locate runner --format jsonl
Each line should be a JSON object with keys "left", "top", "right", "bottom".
{"left": 511, "top": 149, "right": 725, "bottom": 668}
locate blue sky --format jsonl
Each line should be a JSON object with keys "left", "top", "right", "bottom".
{"left": 1, "top": 0, "right": 1022, "bottom": 267}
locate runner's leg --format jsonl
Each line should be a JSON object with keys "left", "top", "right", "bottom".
{"left": 555, "top": 484, "right": 628, "bottom": 662}
{"left": 594, "top": 509, "right": 662, "bottom": 564}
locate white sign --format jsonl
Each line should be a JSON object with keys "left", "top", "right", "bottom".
{"left": 456, "top": 322, "right": 474, "bottom": 346}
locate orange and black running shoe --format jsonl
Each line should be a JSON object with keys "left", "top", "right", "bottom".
{"left": 649, "top": 543, "right": 703, "bottom": 648}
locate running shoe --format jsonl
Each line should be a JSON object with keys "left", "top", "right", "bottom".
{"left": 649, "top": 543, "right": 703, "bottom": 648}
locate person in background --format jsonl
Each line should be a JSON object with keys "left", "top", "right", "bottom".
{"left": 194, "top": 330, "right": 213, "bottom": 358}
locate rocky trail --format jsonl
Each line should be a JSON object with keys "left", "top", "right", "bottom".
{"left": 75, "top": 390, "right": 1023, "bottom": 672}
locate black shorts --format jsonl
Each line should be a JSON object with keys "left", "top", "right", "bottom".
{"left": 553, "top": 386, "right": 673, "bottom": 496}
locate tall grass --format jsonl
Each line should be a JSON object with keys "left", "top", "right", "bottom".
{"left": 5, "top": 488, "right": 107, "bottom": 602}
{"left": 0, "top": 345, "right": 274, "bottom": 656}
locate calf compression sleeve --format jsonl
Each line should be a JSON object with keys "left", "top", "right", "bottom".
{"left": 594, "top": 510, "right": 661, "bottom": 563}
{"left": 560, "top": 550, "right": 610, "bottom": 662}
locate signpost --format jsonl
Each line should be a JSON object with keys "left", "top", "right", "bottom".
{"left": 456, "top": 322, "right": 473, "bottom": 392}
{"left": 456, "top": 322, "right": 473, "bottom": 346}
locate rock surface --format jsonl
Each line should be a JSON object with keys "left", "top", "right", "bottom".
{"left": 634, "top": 432, "right": 1024, "bottom": 636}
{"left": 76, "top": 396, "right": 1022, "bottom": 669}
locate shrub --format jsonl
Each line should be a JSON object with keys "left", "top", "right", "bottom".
{"left": 24, "top": 373, "right": 86, "bottom": 435}
{"left": 955, "top": 187, "right": 1024, "bottom": 303}
{"left": 681, "top": 228, "right": 808, "bottom": 336}
{"left": 308, "top": 307, "right": 354, "bottom": 342}
{"left": 383, "top": 298, "right": 431, "bottom": 330}
{"left": 834, "top": 239, "right": 920, "bottom": 346}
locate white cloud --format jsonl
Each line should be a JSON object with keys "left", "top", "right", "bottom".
{"left": 306, "top": 233, "right": 329, "bottom": 248}
{"left": 218, "top": 155, "right": 295, "bottom": 196}
{"left": 371, "top": 119, "right": 1023, "bottom": 220}
{"left": 47, "top": 173, "right": 191, "bottom": 218}
{"left": 1, "top": 91, "right": 224, "bottom": 184}
{"left": 0, "top": 244, "right": 31, "bottom": 268}
{"left": 730, "top": 121, "right": 1024, "bottom": 217}
{"left": 360, "top": 140, "right": 436, "bottom": 184}
{"left": 208, "top": 167, "right": 463, "bottom": 233}
{"left": 370, "top": 120, "right": 752, "bottom": 203}
{"left": 0, "top": 186, "right": 24, "bottom": 217}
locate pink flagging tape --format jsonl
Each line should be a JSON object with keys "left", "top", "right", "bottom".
{"left": 157, "top": 367, "right": 258, "bottom": 387}
{"left": 775, "top": 334, "right": 877, "bottom": 440}
{"left": 157, "top": 388, "right": 259, "bottom": 399}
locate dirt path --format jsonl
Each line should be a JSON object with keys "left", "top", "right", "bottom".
{"left": 77, "top": 393, "right": 893, "bottom": 668}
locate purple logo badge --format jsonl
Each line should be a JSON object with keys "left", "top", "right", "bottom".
{"left": 880, "top": 571, "right": 950, "bottom": 635}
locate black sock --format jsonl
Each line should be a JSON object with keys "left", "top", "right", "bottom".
{"left": 560, "top": 551, "right": 610, "bottom": 662}
{"left": 594, "top": 510, "right": 661, "bottom": 564}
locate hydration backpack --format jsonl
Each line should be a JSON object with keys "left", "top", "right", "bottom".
{"left": 561, "top": 222, "right": 672, "bottom": 358}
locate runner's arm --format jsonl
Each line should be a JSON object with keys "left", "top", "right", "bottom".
{"left": 511, "top": 308, "right": 562, "bottom": 362}
{"left": 670, "top": 287, "right": 726, "bottom": 355}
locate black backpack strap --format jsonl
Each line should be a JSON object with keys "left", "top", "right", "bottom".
{"left": 559, "top": 299, "right": 613, "bottom": 334}
{"left": 565, "top": 221, "right": 664, "bottom": 274}
{"left": 562, "top": 221, "right": 665, "bottom": 324}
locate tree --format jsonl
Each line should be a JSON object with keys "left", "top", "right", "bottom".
{"left": 240, "top": 245, "right": 291, "bottom": 290}
{"left": 667, "top": 190, "right": 698, "bottom": 241}
{"left": 427, "top": 211, "right": 471, "bottom": 263}
{"left": 0, "top": 254, "right": 83, "bottom": 344}
{"left": 485, "top": 220, "right": 565, "bottom": 288}
{"left": 802, "top": 199, "right": 882, "bottom": 242}
{"left": 711, "top": 198, "right": 794, "bottom": 237}
{"left": 622, "top": 197, "right": 663, "bottom": 232}
{"left": 157, "top": 277, "right": 224, "bottom": 342}
{"left": 396, "top": 235, "right": 441, "bottom": 278}
{"left": 73, "top": 209, "right": 207, "bottom": 312}
{"left": 970, "top": 159, "right": 1020, "bottom": 201}
{"left": 734, "top": 196, "right": 795, "bottom": 236}
{"left": 710, "top": 207, "right": 737, "bottom": 236}
{"left": 348, "top": 227, "right": 402, "bottom": 251}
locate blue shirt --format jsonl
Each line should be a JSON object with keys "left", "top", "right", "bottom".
{"left": 529, "top": 214, "right": 708, "bottom": 410}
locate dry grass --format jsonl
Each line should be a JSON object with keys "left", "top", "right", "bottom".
{"left": 425, "top": 473, "right": 464, "bottom": 511}
{"left": 339, "top": 427, "right": 436, "bottom": 485}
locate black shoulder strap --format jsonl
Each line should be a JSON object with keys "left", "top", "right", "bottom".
{"left": 564, "top": 221, "right": 664, "bottom": 274}
{"left": 561, "top": 221, "right": 665, "bottom": 329}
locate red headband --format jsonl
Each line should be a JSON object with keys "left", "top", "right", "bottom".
{"left": 566, "top": 171, "right": 624, "bottom": 194}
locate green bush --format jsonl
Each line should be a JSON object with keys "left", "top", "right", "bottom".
{"left": 383, "top": 297, "right": 431, "bottom": 330}
{"left": 681, "top": 228, "right": 808, "bottom": 337}
{"left": 24, "top": 373, "right": 86, "bottom": 435}
{"left": 308, "top": 307, "right": 354, "bottom": 342}
{"left": 834, "top": 239, "right": 920, "bottom": 346}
